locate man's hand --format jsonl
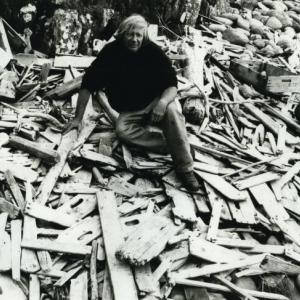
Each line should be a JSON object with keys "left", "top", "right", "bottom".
{"left": 150, "top": 100, "right": 168, "bottom": 124}
{"left": 63, "top": 118, "right": 81, "bottom": 134}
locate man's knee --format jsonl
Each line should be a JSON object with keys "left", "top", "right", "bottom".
{"left": 165, "top": 101, "right": 184, "bottom": 120}
{"left": 115, "top": 115, "right": 141, "bottom": 142}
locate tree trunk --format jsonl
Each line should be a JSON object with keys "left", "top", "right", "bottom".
{"left": 110, "top": 0, "right": 203, "bottom": 27}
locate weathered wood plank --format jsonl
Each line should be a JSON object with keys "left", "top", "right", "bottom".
{"left": 4, "top": 170, "right": 25, "bottom": 210}
{"left": 234, "top": 172, "right": 280, "bottom": 190}
{"left": 117, "top": 214, "right": 184, "bottom": 266}
{"left": 69, "top": 271, "right": 88, "bottom": 300}
{"left": 80, "top": 148, "right": 120, "bottom": 167}
{"left": 11, "top": 219, "right": 22, "bottom": 281}
{"left": 54, "top": 265, "right": 82, "bottom": 287}
{"left": 29, "top": 275, "right": 40, "bottom": 300}
{"left": 0, "top": 197, "right": 20, "bottom": 218}
{"left": 36, "top": 129, "right": 77, "bottom": 205}
{"left": 43, "top": 75, "right": 83, "bottom": 100}
{"left": 97, "top": 191, "right": 138, "bottom": 300}
{"left": 134, "top": 263, "right": 159, "bottom": 296}
{"left": 0, "top": 273, "right": 26, "bottom": 300}
{"left": 25, "top": 202, "right": 76, "bottom": 227}
{"left": 0, "top": 213, "right": 11, "bottom": 271}
{"left": 164, "top": 183, "right": 197, "bottom": 223}
{"left": 0, "top": 161, "right": 38, "bottom": 182}
{"left": 90, "top": 240, "right": 99, "bottom": 300}
{"left": 175, "top": 278, "right": 289, "bottom": 300}
{"left": 197, "top": 170, "right": 246, "bottom": 201}
{"left": 21, "top": 182, "right": 40, "bottom": 273}
{"left": 102, "top": 267, "right": 114, "bottom": 300}
{"left": 204, "top": 182, "right": 232, "bottom": 221}
{"left": 214, "top": 275, "right": 258, "bottom": 300}
{"left": 56, "top": 216, "right": 101, "bottom": 245}
{"left": 189, "top": 237, "right": 246, "bottom": 263}
{"left": 8, "top": 135, "right": 60, "bottom": 165}
{"left": 206, "top": 199, "right": 222, "bottom": 241}
{"left": 56, "top": 194, "right": 97, "bottom": 221}
{"left": 173, "top": 254, "right": 266, "bottom": 279}
{"left": 21, "top": 239, "right": 91, "bottom": 256}
{"left": 249, "top": 184, "right": 289, "bottom": 220}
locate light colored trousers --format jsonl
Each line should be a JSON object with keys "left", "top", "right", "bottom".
{"left": 115, "top": 99, "right": 193, "bottom": 173}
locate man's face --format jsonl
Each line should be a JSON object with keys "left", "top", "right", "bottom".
{"left": 123, "top": 26, "right": 144, "bottom": 52}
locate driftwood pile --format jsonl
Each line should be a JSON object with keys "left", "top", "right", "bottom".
{"left": 2, "top": 4, "right": 300, "bottom": 300}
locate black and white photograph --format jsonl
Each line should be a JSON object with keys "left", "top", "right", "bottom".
{"left": 1, "top": 0, "right": 300, "bottom": 299}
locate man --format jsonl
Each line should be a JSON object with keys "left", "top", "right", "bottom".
{"left": 64, "top": 14, "right": 199, "bottom": 191}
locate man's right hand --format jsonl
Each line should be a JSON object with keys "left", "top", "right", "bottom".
{"left": 63, "top": 119, "right": 81, "bottom": 134}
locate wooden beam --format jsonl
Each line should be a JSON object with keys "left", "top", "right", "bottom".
{"left": 97, "top": 191, "right": 139, "bottom": 300}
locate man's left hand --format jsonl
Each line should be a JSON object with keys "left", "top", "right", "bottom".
{"left": 150, "top": 100, "right": 168, "bottom": 124}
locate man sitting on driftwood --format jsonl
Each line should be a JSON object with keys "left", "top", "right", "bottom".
{"left": 64, "top": 14, "right": 199, "bottom": 191}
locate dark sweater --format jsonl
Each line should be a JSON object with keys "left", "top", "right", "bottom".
{"left": 81, "top": 39, "right": 177, "bottom": 112}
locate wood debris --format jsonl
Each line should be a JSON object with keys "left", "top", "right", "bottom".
{"left": 2, "top": 2, "right": 300, "bottom": 299}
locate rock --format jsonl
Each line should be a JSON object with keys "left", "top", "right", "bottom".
{"left": 223, "top": 28, "right": 249, "bottom": 45}
{"left": 266, "top": 16, "right": 283, "bottom": 30}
